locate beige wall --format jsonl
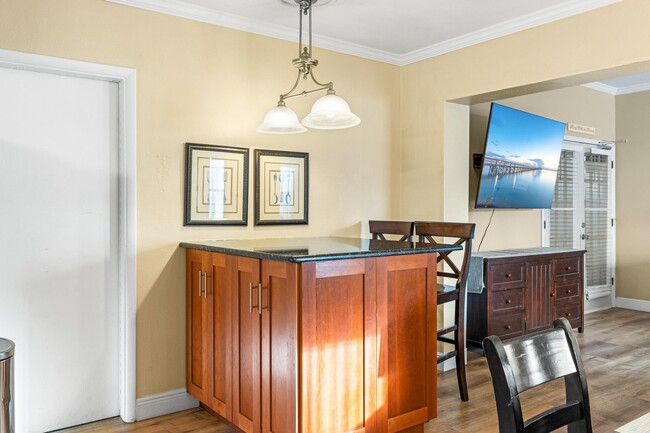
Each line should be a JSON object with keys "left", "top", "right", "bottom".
{"left": 401, "top": 0, "right": 650, "bottom": 307}
{"left": 0, "top": 0, "right": 401, "bottom": 396}
{"left": 468, "top": 86, "right": 616, "bottom": 251}
{"left": 401, "top": 0, "right": 650, "bottom": 224}
{"left": 616, "top": 91, "right": 650, "bottom": 301}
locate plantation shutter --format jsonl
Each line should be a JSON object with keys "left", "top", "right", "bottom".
{"left": 584, "top": 153, "right": 611, "bottom": 288}
{"left": 549, "top": 149, "right": 579, "bottom": 248}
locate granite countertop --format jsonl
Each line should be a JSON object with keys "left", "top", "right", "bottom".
{"left": 473, "top": 246, "right": 586, "bottom": 259}
{"left": 180, "top": 236, "right": 461, "bottom": 263}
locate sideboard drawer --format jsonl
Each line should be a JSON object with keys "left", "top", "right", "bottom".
{"left": 554, "top": 256, "right": 581, "bottom": 280}
{"left": 555, "top": 299, "right": 581, "bottom": 322}
{"left": 555, "top": 281, "right": 580, "bottom": 300}
{"left": 488, "top": 263, "right": 525, "bottom": 290}
{"left": 489, "top": 314, "right": 524, "bottom": 339}
{"left": 490, "top": 288, "right": 523, "bottom": 314}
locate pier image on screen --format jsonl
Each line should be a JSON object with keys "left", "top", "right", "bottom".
{"left": 475, "top": 104, "right": 566, "bottom": 209}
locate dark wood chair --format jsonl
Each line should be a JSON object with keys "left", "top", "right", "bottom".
{"left": 369, "top": 220, "right": 414, "bottom": 242}
{"left": 482, "top": 317, "right": 592, "bottom": 433}
{"left": 414, "top": 221, "right": 475, "bottom": 401}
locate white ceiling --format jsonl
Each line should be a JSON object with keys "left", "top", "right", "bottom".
{"left": 108, "top": 0, "right": 650, "bottom": 93}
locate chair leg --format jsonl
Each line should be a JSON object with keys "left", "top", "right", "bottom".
{"left": 455, "top": 300, "right": 469, "bottom": 402}
{"left": 455, "top": 343, "right": 469, "bottom": 401}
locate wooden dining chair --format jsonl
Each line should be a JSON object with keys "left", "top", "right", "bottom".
{"left": 414, "top": 221, "right": 475, "bottom": 401}
{"left": 368, "top": 220, "right": 414, "bottom": 242}
{"left": 483, "top": 317, "right": 592, "bottom": 433}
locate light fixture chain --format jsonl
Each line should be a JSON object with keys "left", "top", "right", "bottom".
{"left": 298, "top": 5, "right": 303, "bottom": 57}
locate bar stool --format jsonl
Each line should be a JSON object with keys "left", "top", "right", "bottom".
{"left": 415, "top": 221, "right": 475, "bottom": 401}
{"left": 368, "top": 220, "right": 414, "bottom": 242}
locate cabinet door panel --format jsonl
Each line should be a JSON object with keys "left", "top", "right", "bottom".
{"left": 377, "top": 253, "right": 437, "bottom": 432}
{"left": 301, "top": 259, "right": 377, "bottom": 433}
{"left": 186, "top": 250, "right": 209, "bottom": 402}
{"left": 209, "top": 253, "right": 231, "bottom": 419}
{"left": 231, "top": 256, "right": 261, "bottom": 433}
{"left": 261, "top": 260, "right": 298, "bottom": 433}
{"left": 526, "top": 260, "right": 554, "bottom": 333}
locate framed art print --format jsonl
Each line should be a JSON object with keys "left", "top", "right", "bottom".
{"left": 184, "top": 143, "right": 249, "bottom": 225}
{"left": 254, "top": 149, "right": 309, "bottom": 225}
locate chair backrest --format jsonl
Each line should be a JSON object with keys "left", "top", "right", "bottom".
{"left": 369, "top": 220, "right": 414, "bottom": 242}
{"left": 414, "top": 221, "right": 475, "bottom": 289}
{"left": 483, "top": 317, "right": 592, "bottom": 433}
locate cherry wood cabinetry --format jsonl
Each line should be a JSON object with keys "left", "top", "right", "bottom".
{"left": 467, "top": 249, "right": 585, "bottom": 348}
{"left": 186, "top": 247, "right": 439, "bottom": 433}
{"left": 186, "top": 249, "right": 231, "bottom": 418}
{"left": 229, "top": 255, "right": 299, "bottom": 433}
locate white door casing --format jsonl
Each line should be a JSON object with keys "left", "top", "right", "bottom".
{"left": 0, "top": 49, "right": 137, "bottom": 425}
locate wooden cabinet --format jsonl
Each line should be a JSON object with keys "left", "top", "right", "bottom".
{"left": 227, "top": 255, "right": 299, "bottom": 433}
{"left": 467, "top": 250, "right": 585, "bottom": 348}
{"left": 186, "top": 249, "right": 231, "bottom": 418}
{"left": 187, "top": 249, "right": 438, "bottom": 433}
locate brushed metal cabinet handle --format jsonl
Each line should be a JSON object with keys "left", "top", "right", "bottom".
{"left": 203, "top": 272, "right": 207, "bottom": 298}
{"left": 249, "top": 283, "right": 253, "bottom": 313}
{"left": 258, "top": 283, "right": 263, "bottom": 315}
{"left": 198, "top": 271, "right": 202, "bottom": 297}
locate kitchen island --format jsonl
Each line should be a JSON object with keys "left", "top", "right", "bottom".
{"left": 181, "top": 237, "right": 460, "bottom": 433}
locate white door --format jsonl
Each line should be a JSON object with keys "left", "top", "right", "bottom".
{"left": 0, "top": 66, "right": 120, "bottom": 431}
{"left": 542, "top": 140, "right": 616, "bottom": 312}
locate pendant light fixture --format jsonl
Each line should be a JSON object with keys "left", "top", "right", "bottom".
{"left": 257, "top": 0, "right": 360, "bottom": 134}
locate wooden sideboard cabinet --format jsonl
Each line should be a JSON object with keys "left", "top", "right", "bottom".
{"left": 466, "top": 248, "right": 585, "bottom": 348}
{"left": 183, "top": 237, "right": 454, "bottom": 433}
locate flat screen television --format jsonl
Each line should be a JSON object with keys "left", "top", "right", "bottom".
{"left": 475, "top": 103, "right": 566, "bottom": 209}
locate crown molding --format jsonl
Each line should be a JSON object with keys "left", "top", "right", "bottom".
{"left": 397, "top": 0, "right": 620, "bottom": 65}
{"left": 582, "top": 82, "right": 618, "bottom": 95}
{"left": 613, "top": 82, "right": 650, "bottom": 95}
{"left": 582, "top": 81, "right": 650, "bottom": 96}
{"left": 107, "top": 0, "right": 620, "bottom": 67}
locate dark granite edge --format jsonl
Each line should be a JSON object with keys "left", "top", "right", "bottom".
{"left": 474, "top": 248, "right": 586, "bottom": 260}
{"left": 180, "top": 240, "right": 461, "bottom": 263}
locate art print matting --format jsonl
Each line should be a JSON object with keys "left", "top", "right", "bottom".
{"left": 184, "top": 143, "right": 249, "bottom": 225}
{"left": 255, "top": 149, "right": 308, "bottom": 225}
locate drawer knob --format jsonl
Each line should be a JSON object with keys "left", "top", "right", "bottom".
{"left": 565, "top": 312, "right": 572, "bottom": 317}
{"left": 550, "top": 292, "right": 555, "bottom": 297}
{"left": 505, "top": 299, "right": 512, "bottom": 304}
{"left": 505, "top": 325, "right": 511, "bottom": 330}
{"left": 566, "top": 266, "right": 572, "bottom": 271}
{"left": 566, "top": 289, "right": 571, "bottom": 294}
{"left": 505, "top": 273, "right": 512, "bottom": 278}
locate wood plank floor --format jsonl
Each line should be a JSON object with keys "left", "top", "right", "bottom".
{"left": 61, "top": 308, "right": 650, "bottom": 433}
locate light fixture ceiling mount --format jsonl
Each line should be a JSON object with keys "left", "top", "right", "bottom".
{"left": 257, "top": 0, "right": 360, "bottom": 134}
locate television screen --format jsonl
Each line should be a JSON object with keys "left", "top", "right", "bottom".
{"left": 475, "top": 103, "right": 566, "bottom": 209}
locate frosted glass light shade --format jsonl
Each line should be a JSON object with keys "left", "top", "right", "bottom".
{"left": 301, "top": 94, "right": 361, "bottom": 129}
{"left": 257, "top": 104, "right": 307, "bottom": 134}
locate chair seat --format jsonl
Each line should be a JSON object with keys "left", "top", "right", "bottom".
{"left": 437, "top": 283, "right": 459, "bottom": 305}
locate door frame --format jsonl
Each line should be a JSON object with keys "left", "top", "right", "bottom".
{"left": 541, "top": 134, "right": 616, "bottom": 312}
{"left": 0, "top": 48, "right": 137, "bottom": 422}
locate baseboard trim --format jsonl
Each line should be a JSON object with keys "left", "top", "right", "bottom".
{"left": 616, "top": 297, "right": 650, "bottom": 313}
{"left": 135, "top": 388, "right": 199, "bottom": 421}
{"left": 585, "top": 305, "right": 613, "bottom": 314}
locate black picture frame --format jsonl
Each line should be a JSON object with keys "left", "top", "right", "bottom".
{"left": 254, "top": 149, "right": 309, "bottom": 225}
{"left": 184, "top": 143, "right": 249, "bottom": 226}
